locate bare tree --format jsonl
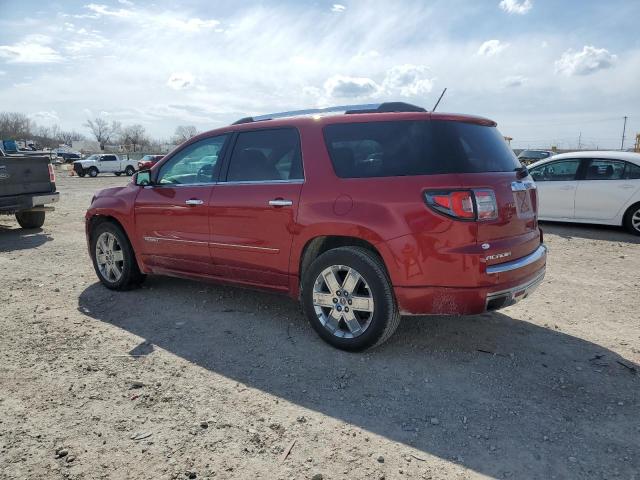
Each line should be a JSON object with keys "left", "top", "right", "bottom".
{"left": 57, "top": 130, "right": 86, "bottom": 147}
{"left": 0, "top": 112, "right": 32, "bottom": 139}
{"left": 173, "top": 125, "right": 198, "bottom": 144}
{"left": 121, "top": 124, "right": 147, "bottom": 152}
{"left": 84, "top": 118, "right": 121, "bottom": 149}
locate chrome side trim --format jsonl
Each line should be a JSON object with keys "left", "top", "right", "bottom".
{"left": 486, "top": 244, "right": 547, "bottom": 275}
{"left": 209, "top": 242, "right": 279, "bottom": 253}
{"left": 218, "top": 179, "right": 304, "bottom": 186}
{"left": 143, "top": 236, "right": 208, "bottom": 246}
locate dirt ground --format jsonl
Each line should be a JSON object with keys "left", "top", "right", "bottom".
{"left": 1, "top": 171, "right": 638, "bottom": 480}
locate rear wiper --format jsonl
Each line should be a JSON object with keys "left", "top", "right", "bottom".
{"left": 515, "top": 165, "right": 528, "bottom": 179}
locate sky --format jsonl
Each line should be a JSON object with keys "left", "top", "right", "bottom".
{"left": 0, "top": 0, "right": 639, "bottom": 149}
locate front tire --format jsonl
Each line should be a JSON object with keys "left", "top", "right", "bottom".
{"left": 301, "top": 246, "right": 400, "bottom": 351}
{"left": 125, "top": 166, "right": 135, "bottom": 176}
{"left": 90, "top": 221, "right": 145, "bottom": 290}
{"left": 15, "top": 210, "right": 45, "bottom": 229}
{"left": 88, "top": 167, "right": 98, "bottom": 178}
{"left": 623, "top": 203, "right": 640, "bottom": 236}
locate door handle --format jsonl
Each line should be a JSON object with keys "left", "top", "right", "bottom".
{"left": 185, "top": 199, "right": 204, "bottom": 205}
{"left": 268, "top": 199, "right": 293, "bottom": 207}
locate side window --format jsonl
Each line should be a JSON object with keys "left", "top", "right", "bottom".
{"left": 530, "top": 160, "right": 580, "bottom": 181}
{"left": 624, "top": 162, "right": 640, "bottom": 180}
{"left": 585, "top": 159, "right": 625, "bottom": 180}
{"left": 102, "top": 155, "right": 117, "bottom": 161}
{"left": 226, "top": 128, "right": 302, "bottom": 182}
{"left": 158, "top": 134, "right": 228, "bottom": 185}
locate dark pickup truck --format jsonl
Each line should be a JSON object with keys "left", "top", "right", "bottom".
{"left": 0, "top": 146, "right": 59, "bottom": 228}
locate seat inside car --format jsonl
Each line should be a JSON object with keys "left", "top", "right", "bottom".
{"left": 228, "top": 149, "right": 280, "bottom": 181}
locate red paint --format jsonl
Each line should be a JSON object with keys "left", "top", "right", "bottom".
{"left": 86, "top": 111, "right": 545, "bottom": 315}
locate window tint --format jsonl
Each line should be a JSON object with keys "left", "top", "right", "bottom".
{"left": 624, "top": 162, "right": 640, "bottom": 180}
{"left": 102, "top": 155, "right": 117, "bottom": 161}
{"left": 518, "top": 150, "right": 550, "bottom": 160}
{"left": 158, "top": 134, "right": 228, "bottom": 185}
{"left": 323, "top": 120, "right": 519, "bottom": 178}
{"left": 529, "top": 160, "right": 580, "bottom": 182}
{"left": 226, "top": 128, "right": 302, "bottom": 182}
{"left": 585, "top": 159, "right": 625, "bottom": 180}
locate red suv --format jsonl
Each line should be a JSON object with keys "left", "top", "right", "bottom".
{"left": 85, "top": 102, "right": 546, "bottom": 350}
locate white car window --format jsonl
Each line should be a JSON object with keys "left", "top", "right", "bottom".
{"left": 530, "top": 160, "right": 580, "bottom": 182}
{"left": 584, "top": 159, "right": 625, "bottom": 180}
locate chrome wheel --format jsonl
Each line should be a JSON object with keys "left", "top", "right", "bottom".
{"left": 95, "top": 232, "right": 124, "bottom": 282}
{"left": 632, "top": 209, "right": 640, "bottom": 233}
{"left": 312, "top": 265, "right": 374, "bottom": 339}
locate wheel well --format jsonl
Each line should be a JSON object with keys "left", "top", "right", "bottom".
{"left": 87, "top": 215, "right": 126, "bottom": 243}
{"left": 299, "top": 236, "right": 384, "bottom": 279}
{"left": 623, "top": 201, "right": 640, "bottom": 224}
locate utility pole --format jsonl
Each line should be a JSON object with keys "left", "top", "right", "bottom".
{"left": 578, "top": 132, "right": 582, "bottom": 150}
{"left": 621, "top": 116, "right": 627, "bottom": 150}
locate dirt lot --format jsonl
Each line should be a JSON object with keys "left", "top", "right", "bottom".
{"left": 1, "top": 172, "right": 638, "bottom": 480}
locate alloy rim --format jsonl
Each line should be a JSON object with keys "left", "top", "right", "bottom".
{"left": 632, "top": 209, "right": 640, "bottom": 232}
{"left": 96, "top": 232, "right": 124, "bottom": 282}
{"left": 312, "top": 265, "right": 374, "bottom": 339}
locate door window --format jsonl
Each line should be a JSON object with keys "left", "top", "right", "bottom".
{"left": 101, "top": 155, "right": 117, "bottom": 161}
{"left": 624, "top": 162, "right": 640, "bottom": 179}
{"left": 584, "top": 159, "right": 625, "bottom": 180}
{"left": 226, "top": 128, "right": 302, "bottom": 182}
{"left": 158, "top": 134, "right": 228, "bottom": 185}
{"left": 529, "top": 160, "right": 580, "bottom": 181}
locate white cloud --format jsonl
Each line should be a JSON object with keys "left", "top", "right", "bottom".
{"left": 84, "top": 3, "right": 133, "bottom": 18}
{"left": 118, "top": 0, "right": 134, "bottom": 5}
{"left": 324, "top": 75, "right": 379, "bottom": 98}
{"left": 477, "top": 39, "right": 508, "bottom": 56}
{"left": 167, "top": 72, "right": 195, "bottom": 90}
{"left": 161, "top": 17, "right": 220, "bottom": 32}
{"left": 499, "top": 0, "right": 532, "bottom": 15}
{"left": 555, "top": 45, "right": 617, "bottom": 76}
{"left": 31, "top": 110, "right": 60, "bottom": 123}
{"left": 331, "top": 4, "right": 346, "bottom": 13}
{"left": 501, "top": 75, "right": 527, "bottom": 87}
{"left": 0, "top": 35, "right": 63, "bottom": 63}
{"left": 383, "top": 64, "right": 434, "bottom": 96}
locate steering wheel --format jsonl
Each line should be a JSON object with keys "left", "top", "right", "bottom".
{"left": 197, "top": 164, "right": 212, "bottom": 182}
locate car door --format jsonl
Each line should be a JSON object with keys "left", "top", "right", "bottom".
{"left": 529, "top": 159, "right": 581, "bottom": 219}
{"left": 134, "top": 134, "right": 230, "bottom": 276}
{"left": 209, "top": 128, "right": 304, "bottom": 290}
{"left": 575, "top": 159, "right": 640, "bottom": 221}
{"left": 98, "top": 155, "right": 118, "bottom": 172}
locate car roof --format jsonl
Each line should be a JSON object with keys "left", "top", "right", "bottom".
{"left": 528, "top": 150, "right": 640, "bottom": 169}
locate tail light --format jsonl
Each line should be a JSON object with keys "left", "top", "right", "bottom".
{"left": 425, "top": 189, "right": 497, "bottom": 221}
{"left": 48, "top": 163, "right": 56, "bottom": 183}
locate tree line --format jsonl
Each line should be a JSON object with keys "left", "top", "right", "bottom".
{"left": 0, "top": 111, "right": 199, "bottom": 152}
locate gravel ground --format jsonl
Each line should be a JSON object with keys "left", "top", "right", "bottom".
{"left": 1, "top": 171, "right": 639, "bottom": 480}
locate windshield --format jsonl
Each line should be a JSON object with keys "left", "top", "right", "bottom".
{"left": 323, "top": 120, "right": 520, "bottom": 178}
{"left": 85, "top": 154, "right": 100, "bottom": 161}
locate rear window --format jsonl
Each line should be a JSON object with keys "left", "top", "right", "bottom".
{"left": 323, "top": 120, "right": 519, "bottom": 178}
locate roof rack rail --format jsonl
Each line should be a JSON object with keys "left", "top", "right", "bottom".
{"left": 231, "top": 102, "right": 426, "bottom": 125}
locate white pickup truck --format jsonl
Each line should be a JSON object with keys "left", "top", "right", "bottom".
{"left": 72, "top": 154, "right": 138, "bottom": 177}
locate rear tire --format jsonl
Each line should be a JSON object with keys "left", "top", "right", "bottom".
{"left": 623, "top": 203, "right": 640, "bottom": 236}
{"left": 125, "top": 166, "right": 135, "bottom": 176}
{"left": 301, "top": 246, "right": 400, "bottom": 351}
{"left": 88, "top": 167, "right": 98, "bottom": 177}
{"left": 15, "top": 210, "right": 45, "bottom": 229}
{"left": 90, "top": 221, "right": 145, "bottom": 290}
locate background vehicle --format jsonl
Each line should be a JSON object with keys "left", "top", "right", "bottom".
{"left": 0, "top": 145, "right": 59, "bottom": 228}
{"left": 517, "top": 149, "right": 555, "bottom": 165}
{"left": 529, "top": 151, "right": 640, "bottom": 235}
{"left": 73, "top": 154, "right": 137, "bottom": 177}
{"left": 137, "top": 154, "right": 163, "bottom": 170}
{"left": 56, "top": 152, "right": 81, "bottom": 163}
{"left": 85, "top": 102, "right": 546, "bottom": 350}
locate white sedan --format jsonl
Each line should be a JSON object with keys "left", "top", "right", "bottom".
{"left": 528, "top": 151, "right": 640, "bottom": 235}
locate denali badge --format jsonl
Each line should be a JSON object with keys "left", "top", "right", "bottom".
{"left": 486, "top": 252, "right": 512, "bottom": 261}
{"left": 481, "top": 243, "right": 491, "bottom": 250}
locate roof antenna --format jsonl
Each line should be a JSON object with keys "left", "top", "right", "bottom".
{"left": 432, "top": 88, "right": 447, "bottom": 112}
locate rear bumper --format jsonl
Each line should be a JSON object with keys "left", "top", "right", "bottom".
{"left": 395, "top": 244, "right": 547, "bottom": 315}
{"left": 0, "top": 192, "right": 59, "bottom": 213}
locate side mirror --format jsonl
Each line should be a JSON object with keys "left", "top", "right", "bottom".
{"left": 134, "top": 170, "right": 152, "bottom": 186}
